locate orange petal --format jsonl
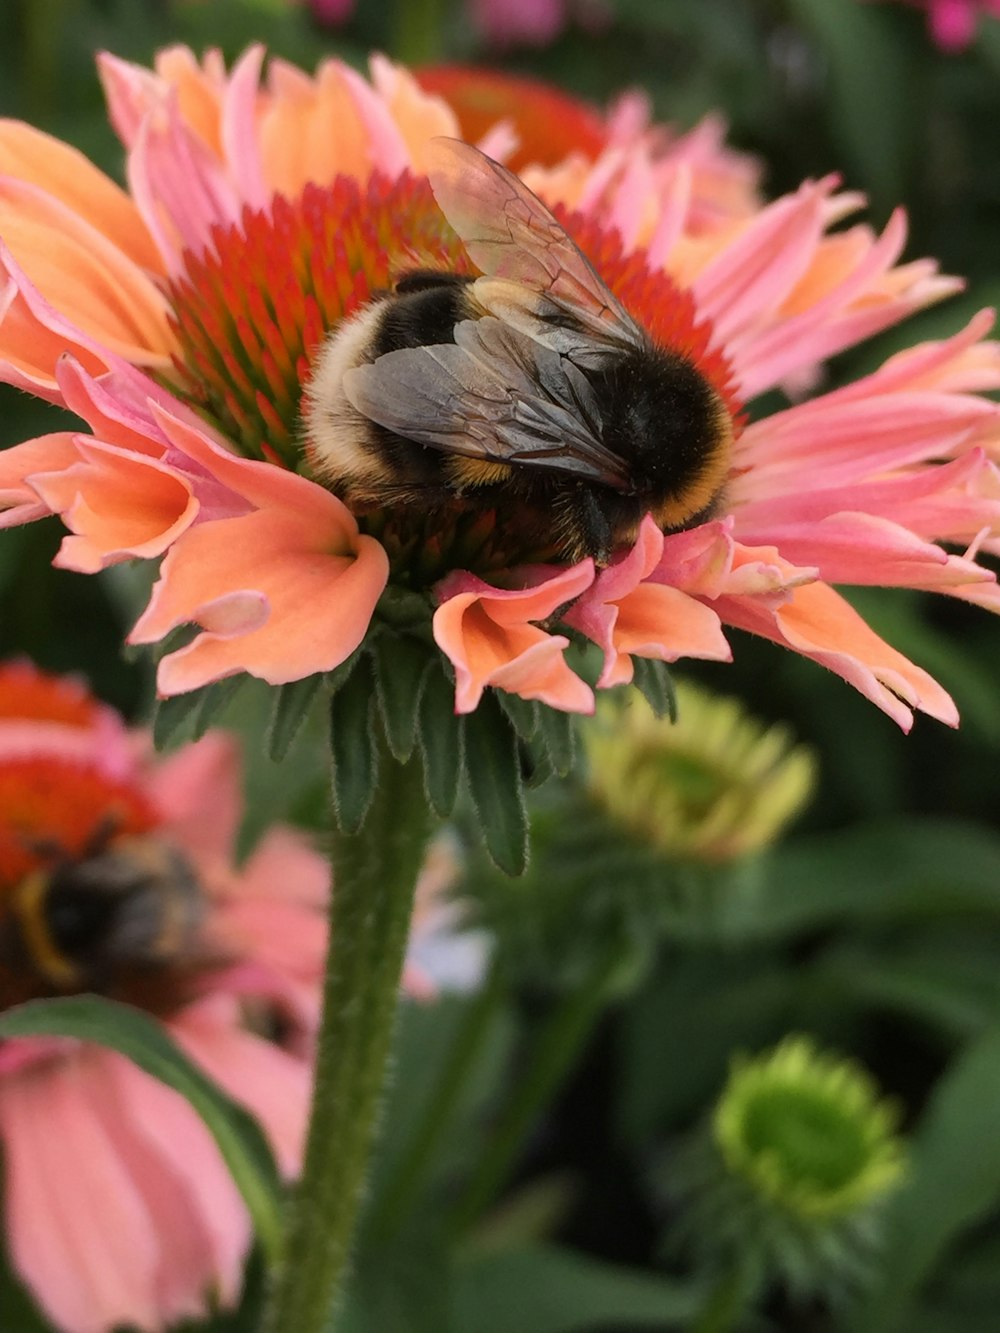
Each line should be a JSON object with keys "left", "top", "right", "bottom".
{"left": 129, "top": 505, "right": 388, "bottom": 693}
{"left": 0, "top": 120, "right": 162, "bottom": 272}
{"left": 0, "top": 432, "right": 79, "bottom": 525}
{"left": 29, "top": 440, "right": 199, "bottom": 572}
{"left": 0, "top": 179, "right": 175, "bottom": 368}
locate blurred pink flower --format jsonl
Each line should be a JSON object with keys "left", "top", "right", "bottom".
{"left": 0, "top": 49, "right": 997, "bottom": 732}
{"left": 0, "top": 659, "right": 325, "bottom": 1332}
{"left": 0, "top": 656, "right": 483, "bottom": 1331}
{"left": 869, "top": 0, "right": 1000, "bottom": 49}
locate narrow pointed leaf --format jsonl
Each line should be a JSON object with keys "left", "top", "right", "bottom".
{"left": 632, "top": 657, "right": 677, "bottom": 720}
{"left": 497, "top": 693, "right": 540, "bottom": 741}
{"left": 464, "top": 695, "right": 528, "bottom": 876}
{"left": 535, "top": 706, "right": 576, "bottom": 778}
{"left": 0, "top": 996, "right": 285, "bottom": 1266}
{"left": 330, "top": 656, "right": 378, "bottom": 834}
{"left": 152, "top": 690, "right": 203, "bottom": 749}
{"left": 193, "top": 674, "right": 246, "bottom": 740}
{"left": 374, "top": 635, "right": 432, "bottom": 762}
{"left": 268, "top": 674, "right": 323, "bottom": 761}
{"left": 418, "top": 663, "right": 463, "bottom": 817}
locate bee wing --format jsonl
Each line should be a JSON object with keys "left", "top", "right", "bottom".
{"left": 343, "top": 317, "right": 633, "bottom": 490}
{"left": 428, "top": 138, "right": 645, "bottom": 357}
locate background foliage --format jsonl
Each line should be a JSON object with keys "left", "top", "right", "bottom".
{"left": 3, "top": 1, "right": 1000, "bottom": 1330}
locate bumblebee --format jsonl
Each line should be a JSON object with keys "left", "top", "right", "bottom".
{"left": 304, "top": 138, "right": 733, "bottom": 564}
{"left": 2, "top": 826, "right": 204, "bottom": 997}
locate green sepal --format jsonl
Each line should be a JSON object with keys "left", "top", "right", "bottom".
{"left": 631, "top": 657, "right": 677, "bottom": 721}
{"left": 374, "top": 634, "right": 433, "bottom": 762}
{"left": 534, "top": 704, "right": 576, "bottom": 778}
{"left": 464, "top": 693, "right": 529, "bottom": 876}
{"left": 0, "top": 996, "right": 285, "bottom": 1267}
{"left": 330, "top": 654, "right": 379, "bottom": 834}
{"left": 497, "top": 692, "right": 540, "bottom": 741}
{"left": 192, "top": 675, "right": 246, "bottom": 740}
{"left": 417, "top": 661, "right": 464, "bottom": 818}
{"left": 268, "top": 674, "right": 324, "bottom": 761}
{"left": 151, "top": 689, "right": 203, "bottom": 749}
{"left": 520, "top": 737, "right": 555, "bottom": 790}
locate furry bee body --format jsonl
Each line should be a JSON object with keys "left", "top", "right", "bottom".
{"left": 304, "top": 141, "right": 733, "bottom": 563}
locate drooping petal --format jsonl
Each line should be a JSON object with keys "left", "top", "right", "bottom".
{"left": 565, "top": 515, "right": 731, "bottom": 684}
{"left": 0, "top": 432, "right": 79, "bottom": 527}
{"left": 714, "top": 579, "right": 958, "bottom": 731}
{"left": 433, "top": 562, "right": 595, "bottom": 713}
{"left": 29, "top": 438, "right": 199, "bottom": 573}
{"left": 130, "top": 504, "right": 388, "bottom": 694}
{"left": 171, "top": 997, "right": 311, "bottom": 1177}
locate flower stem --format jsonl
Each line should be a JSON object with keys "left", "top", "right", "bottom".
{"left": 447, "top": 939, "right": 625, "bottom": 1238}
{"left": 262, "top": 725, "right": 432, "bottom": 1333}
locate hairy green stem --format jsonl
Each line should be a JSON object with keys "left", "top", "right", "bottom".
{"left": 448, "top": 940, "right": 625, "bottom": 1238}
{"left": 261, "top": 730, "right": 432, "bottom": 1333}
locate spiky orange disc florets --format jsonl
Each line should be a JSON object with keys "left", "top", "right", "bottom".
{"left": 169, "top": 172, "right": 472, "bottom": 468}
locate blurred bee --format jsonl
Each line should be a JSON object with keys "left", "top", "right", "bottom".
{"left": 2, "top": 822, "right": 204, "bottom": 996}
{"left": 304, "top": 138, "right": 733, "bottom": 564}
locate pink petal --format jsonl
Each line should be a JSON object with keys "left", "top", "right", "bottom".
{"left": 565, "top": 516, "right": 730, "bottom": 683}
{"left": 104, "top": 1051, "right": 247, "bottom": 1316}
{"left": 171, "top": 1003, "right": 311, "bottom": 1177}
{"left": 0, "top": 1049, "right": 162, "bottom": 1333}
{"left": 715, "top": 579, "right": 958, "bottom": 731}
{"left": 146, "top": 731, "right": 244, "bottom": 866}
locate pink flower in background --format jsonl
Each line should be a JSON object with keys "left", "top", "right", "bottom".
{"left": 925, "top": 0, "right": 1000, "bottom": 46}
{"left": 468, "top": 0, "right": 569, "bottom": 47}
{"left": 0, "top": 659, "right": 325, "bottom": 1332}
{"left": 0, "top": 48, "right": 998, "bottom": 731}
{"left": 870, "top": 0, "right": 1000, "bottom": 49}
{"left": 0, "top": 657, "right": 484, "bottom": 1331}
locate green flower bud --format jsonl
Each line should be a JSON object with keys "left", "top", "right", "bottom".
{"left": 668, "top": 1036, "right": 907, "bottom": 1306}
{"left": 583, "top": 684, "right": 816, "bottom": 864}
{"left": 715, "top": 1036, "right": 906, "bottom": 1221}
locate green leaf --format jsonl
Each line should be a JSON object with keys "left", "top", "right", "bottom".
{"left": 418, "top": 663, "right": 464, "bottom": 818}
{"left": 851, "top": 1026, "right": 1000, "bottom": 1333}
{"left": 631, "top": 657, "right": 677, "bottom": 720}
{"left": 0, "top": 996, "right": 285, "bottom": 1266}
{"left": 450, "top": 1245, "right": 702, "bottom": 1333}
{"left": 534, "top": 705, "right": 575, "bottom": 778}
{"left": 329, "top": 655, "right": 378, "bottom": 834}
{"left": 496, "top": 692, "right": 540, "bottom": 741}
{"left": 464, "top": 695, "right": 528, "bottom": 876}
{"left": 374, "top": 635, "right": 432, "bottom": 762}
{"left": 786, "top": 0, "right": 922, "bottom": 212}
{"left": 267, "top": 674, "right": 323, "bottom": 761}
{"left": 734, "top": 819, "right": 1000, "bottom": 942}
{"left": 192, "top": 675, "right": 246, "bottom": 741}
{"left": 152, "top": 689, "right": 203, "bottom": 749}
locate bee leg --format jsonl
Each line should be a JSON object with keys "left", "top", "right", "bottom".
{"left": 562, "top": 486, "right": 614, "bottom": 565}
